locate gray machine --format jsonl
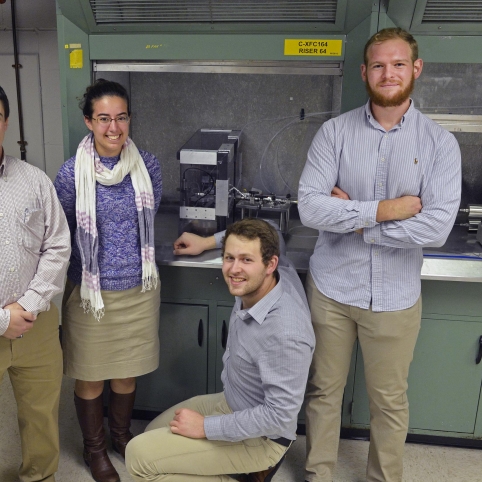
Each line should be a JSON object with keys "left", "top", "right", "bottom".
{"left": 178, "top": 129, "right": 240, "bottom": 236}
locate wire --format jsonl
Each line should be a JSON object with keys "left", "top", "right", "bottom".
{"left": 182, "top": 167, "right": 216, "bottom": 206}
{"left": 259, "top": 110, "right": 336, "bottom": 194}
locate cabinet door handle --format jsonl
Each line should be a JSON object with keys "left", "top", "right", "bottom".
{"left": 198, "top": 319, "right": 203, "bottom": 347}
{"left": 221, "top": 320, "right": 228, "bottom": 349}
{"left": 476, "top": 335, "right": 482, "bottom": 365}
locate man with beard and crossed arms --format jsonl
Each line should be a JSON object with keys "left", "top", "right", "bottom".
{"left": 298, "top": 28, "right": 461, "bottom": 482}
{"left": 125, "top": 218, "right": 314, "bottom": 482}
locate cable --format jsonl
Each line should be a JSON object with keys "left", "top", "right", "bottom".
{"left": 182, "top": 167, "right": 216, "bottom": 206}
{"left": 259, "top": 110, "right": 336, "bottom": 194}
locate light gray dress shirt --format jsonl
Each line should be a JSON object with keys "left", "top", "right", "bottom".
{"left": 203, "top": 231, "right": 315, "bottom": 442}
{"left": 0, "top": 155, "right": 71, "bottom": 335}
{"left": 298, "top": 100, "right": 461, "bottom": 312}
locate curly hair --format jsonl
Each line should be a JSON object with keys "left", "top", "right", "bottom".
{"left": 222, "top": 219, "right": 280, "bottom": 266}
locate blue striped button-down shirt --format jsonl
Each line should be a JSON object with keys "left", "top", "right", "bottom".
{"left": 203, "top": 232, "right": 315, "bottom": 442}
{"left": 298, "top": 100, "right": 461, "bottom": 312}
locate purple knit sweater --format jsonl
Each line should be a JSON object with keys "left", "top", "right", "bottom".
{"left": 54, "top": 149, "right": 162, "bottom": 291}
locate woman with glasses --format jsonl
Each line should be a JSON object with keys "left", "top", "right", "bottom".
{"left": 54, "top": 79, "right": 162, "bottom": 482}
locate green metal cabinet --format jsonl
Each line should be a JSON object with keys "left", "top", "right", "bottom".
{"left": 134, "top": 265, "right": 234, "bottom": 413}
{"left": 135, "top": 302, "right": 209, "bottom": 412}
{"left": 344, "top": 280, "right": 482, "bottom": 440}
{"left": 215, "top": 306, "right": 233, "bottom": 393}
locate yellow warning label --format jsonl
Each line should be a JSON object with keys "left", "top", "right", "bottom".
{"left": 70, "top": 49, "right": 83, "bottom": 69}
{"left": 284, "top": 39, "right": 343, "bottom": 56}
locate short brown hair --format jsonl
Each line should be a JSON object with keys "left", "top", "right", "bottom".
{"left": 364, "top": 28, "right": 418, "bottom": 65}
{"left": 222, "top": 219, "right": 280, "bottom": 266}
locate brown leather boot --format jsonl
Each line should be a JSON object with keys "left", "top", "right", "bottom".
{"left": 108, "top": 388, "right": 136, "bottom": 459}
{"left": 74, "top": 393, "right": 120, "bottom": 482}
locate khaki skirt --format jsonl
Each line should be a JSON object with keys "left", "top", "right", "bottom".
{"left": 61, "top": 279, "right": 160, "bottom": 381}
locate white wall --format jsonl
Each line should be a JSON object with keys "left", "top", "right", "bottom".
{"left": 0, "top": 0, "right": 64, "bottom": 180}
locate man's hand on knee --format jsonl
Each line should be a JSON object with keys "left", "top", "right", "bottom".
{"left": 169, "top": 408, "right": 206, "bottom": 439}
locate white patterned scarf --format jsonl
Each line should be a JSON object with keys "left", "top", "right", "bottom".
{"left": 75, "top": 133, "right": 158, "bottom": 320}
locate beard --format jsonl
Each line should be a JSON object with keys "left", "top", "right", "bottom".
{"left": 366, "top": 74, "right": 415, "bottom": 107}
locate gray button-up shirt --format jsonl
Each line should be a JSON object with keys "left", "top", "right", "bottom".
{"left": 203, "top": 231, "right": 315, "bottom": 442}
{"left": 298, "top": 100, "right": 461, "bottom": 312}
{"left": 0, "top": 155, "right": 71, "bottom": 335}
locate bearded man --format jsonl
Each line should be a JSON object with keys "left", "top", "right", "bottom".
{"left": 298, "top": 28, "right": 461, "bottom": 482}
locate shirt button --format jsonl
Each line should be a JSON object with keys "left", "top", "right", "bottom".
{"left": 364, "top": 222, "right": 369, "bottom": 226}
{"left": 381, "top": 158, "right": 385, "bottom": 162}
{"left": 384, "top": 135, "right": 388, "bottom": 138}
{"left": 13, "top": 293, "right": 18, "bottom": 297}
{"left": 5, "top": 239, "right": 10, "bottom": 245}
{"left": 10, "top": 267, "right": 16, "bottom": 272}
{"left": 371, "top": 239, "right": 375, "bottom": 243}
{"left": 0, "top": 212, "right": 3, "bottom": 217}
{"left": 378, "top": 182, "right": 383, "bottom": 187}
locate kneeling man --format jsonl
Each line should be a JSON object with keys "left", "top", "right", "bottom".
{"left": 126, "top": 219, "right": 315, "bottom": 482}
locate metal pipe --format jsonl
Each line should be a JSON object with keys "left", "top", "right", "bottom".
{"left": 10, "top": 0, "right": 27, "bottom": 161}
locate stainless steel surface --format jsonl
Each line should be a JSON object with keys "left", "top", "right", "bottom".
{"left": 467, "top": 205, "right": 482, "bottom": 218}
{"left": 421, "top": 258, "right": 482, "bottom": 282}
{"left": 179, "top": 206, "right": 216, "bottom": 220}
{"left": 155, "top": 211, "right": 482, "bottom": 281}
{"left": 425, "top": 114, "right": 482, "bottom": 133}
{"left": 94, "top": 61, "right": 344, "bottom": 76}
{"left": 215, "top": 180, "right": 229, "bottom": 216}
{"left": 179, "top": 150, "right": 218, "bottom": 165}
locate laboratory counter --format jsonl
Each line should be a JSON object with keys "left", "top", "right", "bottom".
{"left": 154, "top": 210, "right": 482, "bottom": 283}
{"left": 137, "top": 209, "right": 482, "bottom": 447}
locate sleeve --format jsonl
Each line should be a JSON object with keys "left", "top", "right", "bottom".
{"left": 0, "top": 309, "right": 10, "bottom": 336}
{"left": 362, "top": 133, "right": 462, "bottom": 248}
{"left": 142, "top": 150, "right": 162, "bottom": 213}
{"left": 203, "top": 335, "right": 313, "bottom": 442}
{"left": 214, "top": 230, "right": 225, "bottom": 249}
{"left": 16, "top": 176, "right": 71, "bottom": 314}
{"left": 298, "top": 122, "right": 379, "bottom": 234}
{"left": 54, "top": 158, "right": 77, "bottom": 238}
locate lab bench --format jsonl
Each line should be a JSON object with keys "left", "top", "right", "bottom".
{"left": 134, "top": 210, "right": 482, "bottom": 446}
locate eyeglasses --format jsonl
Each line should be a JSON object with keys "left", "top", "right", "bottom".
{"left": 90, "top": 115, "right": 130, "bottom": 125}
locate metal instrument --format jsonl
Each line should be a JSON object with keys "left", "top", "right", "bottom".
{"left": 459, "top": 204, "right": 482, "bottom": 232}
{"left": 235, "top": 191, "right": 292, "bottom": 234}
{"left": 178, "top": 129, "right": 240, "bottom": 236}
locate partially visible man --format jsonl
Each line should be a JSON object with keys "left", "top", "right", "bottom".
{"left": 0, "top": 86, "right": 71, "bottom": 482}
{"left": 298, "top": 29, "right": 461, "bottom": 482}
{"left": 126, "top": 219, "right": 315, "bottom": 482}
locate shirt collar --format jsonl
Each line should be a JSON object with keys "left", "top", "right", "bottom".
{"left": 364, "top": 98, "right": 415, "bottom": 130}
{"left": 234, "top": 275, "right": 283, "bottom": 325}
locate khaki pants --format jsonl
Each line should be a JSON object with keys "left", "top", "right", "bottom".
{"left": 304, "top": 273, "right": 421, "bottom": 482}
{"left": 126, "top": 392, "right": 288, "bottom": 482}
{"left": 0, "top": 303, "right": 63, "bottom": 482}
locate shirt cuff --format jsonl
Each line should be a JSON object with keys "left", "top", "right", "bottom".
{"left": 204, "top": 414, "right": 224, "bottom": 441}
{"left": 357, "top": 200, "right": 380, "bottom": 229}
{"left": 0, "top": 309, "right": 10, "bottom": 336}
{"left": 16, "top": 291, "right": 46, "bottom": 316}
{"left": 214, "top": 231, "right": 226, "bottom": 250}
{"left": 363, "top": 223, "right": 382, "bottom": 246}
